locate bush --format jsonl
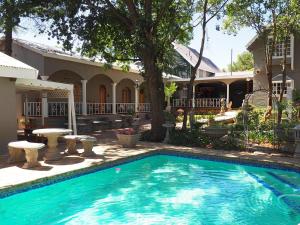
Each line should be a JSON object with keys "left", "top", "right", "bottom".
{"left": 168, "top": 128, "right": 243, "bottom": 150}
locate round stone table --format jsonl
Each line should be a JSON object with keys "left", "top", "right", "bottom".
{"left": 33, "top": 128, "right": 72, "bottom": 161}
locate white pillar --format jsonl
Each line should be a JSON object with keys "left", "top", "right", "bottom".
{"left": 68, "top": 94, "right": 72, "bottom": 130}
{"left": 112, "top": 82, "right": 117, "bottom": 114}
{"left": 192, "top": 84, "right": 196, "bottom": 108}
{"left": 135, "top": 86, "right": 139, "bottom": 113}
{"left": 81, "top": 80, "right": 87, "bottom": 115}
{"left": 41, "top": 92, "right": 48, "bottom": 127}
{"left": 24, "top": 94, "right": 28, "bottom": 120}
{"left": 226, "top": 83, "right": 230, "bottom": 105}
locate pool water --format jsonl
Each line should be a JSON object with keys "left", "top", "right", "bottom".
{"left": 0, "top": 155, "right": 300, "bottom": 225}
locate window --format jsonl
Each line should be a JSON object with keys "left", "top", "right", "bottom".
{"left": 272, "top": 81, "right": 293, "bottom": 95}
{"left": 268, "top": 36, "right": 292, "bottom": 58}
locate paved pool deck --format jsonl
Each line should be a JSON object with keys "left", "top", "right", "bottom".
{"left": 0, "top": 133, "right": 299, "bottom": 195}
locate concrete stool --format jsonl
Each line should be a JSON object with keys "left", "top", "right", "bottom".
{"left": 8, "top": 141, "right": 26, "bottom": 163}
{"left": 63, "top": 135, "right": 81, "bottom": 155}
{"left": 8, "top": 141, "right": 45, "bottom": 169}
{"left": 79, "top": 136, "right": 97, "bottom": 157}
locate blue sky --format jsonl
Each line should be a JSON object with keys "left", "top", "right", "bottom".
{"left": 15, "top": 18, "right": 256, "bottom": 70}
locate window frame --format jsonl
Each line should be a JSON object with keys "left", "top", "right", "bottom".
{"left": 268, "top": 35, "right": 294, "bottom": 59}
{"left": 272, "top": 80, "right": 294, "bottom": 96}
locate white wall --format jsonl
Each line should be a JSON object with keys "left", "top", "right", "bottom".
{"left": 0, "top": 78, "right": 17, "bottom": 154}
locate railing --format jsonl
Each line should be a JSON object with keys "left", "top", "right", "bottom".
{"left": 116, "top": 103, "right": 135, "bottom": 114}
{"left": 24, "top": 102, "right": 151, "bottom": 116}
{"left": 24, "top": 102, "right": 42, "bottom": 116}
{"left": 48, "top": 102, "right": 68, "bottom": 116}
{"left": 138, "top": 103, "right": 151, "bottom": 113}
{"left": 87, "top": 103, "right": 113, "bottom": 115}
{"left": 172, "top": 98, "right": 225, "bottom": 108}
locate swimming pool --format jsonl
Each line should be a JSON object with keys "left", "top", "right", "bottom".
{"left": 0, "top": 155, "right": 299, "bottom": 225}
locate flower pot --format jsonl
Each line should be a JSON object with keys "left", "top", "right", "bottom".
{"left": 204, "top": 127, "right": 228, "bottom": 138}
{"left": 117, "top": 134, "right": 139, "bottom": 148}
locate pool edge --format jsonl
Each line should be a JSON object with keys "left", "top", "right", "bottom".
{"left": 0, "top": 148, "right": 299, "bottom": 199}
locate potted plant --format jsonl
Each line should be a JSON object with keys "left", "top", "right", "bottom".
{"left": 116, "top": 128, "right": 139, "bottom": 148}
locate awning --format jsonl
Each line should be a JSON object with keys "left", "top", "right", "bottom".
{"left": 0, "top": 52, "right": 38, "bottom": 79}
{"left": 15, "top": 78, "right": 73, "bottom": 91}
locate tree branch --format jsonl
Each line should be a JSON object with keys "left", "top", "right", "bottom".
{"left": 104, "top": 0, "right": 133, "bottom": 29}
{"left": 122, "top": 0, "right": 139, "bottom": 23}
{"left": 206, "top": 0, "right": 229, "bottom": 24}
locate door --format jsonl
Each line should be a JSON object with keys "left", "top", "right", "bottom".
{"left": 99, "top": 85, "right": 106, "bottom": 113}
{"left": 122, "top": 87, "right": 131, "bottom": 103}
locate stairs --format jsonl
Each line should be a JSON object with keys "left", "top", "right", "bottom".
{"left": 247, "top": 171, "right": 300, "bottom": 214}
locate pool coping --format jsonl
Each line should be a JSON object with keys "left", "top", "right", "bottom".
{"left": 0, "top": 148, "right": 299, "bottom": 199}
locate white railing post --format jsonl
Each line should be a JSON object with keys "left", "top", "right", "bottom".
{"left": 81, "top": 80, "right": 87, "bottom": 115}
{"left": 226, "top": 83, "right": 230, "bottom": 105}
{"left": 41, "top": 92, "right": 48, "bottom": 126}
{"left": 135, "top": 86, "right": 139, "bottom": 113}
{"left": 192, "top": 84, "right": 196, "bottom": 108}
{"left": 112, "top": 82, "right": 117, "bottom": 114}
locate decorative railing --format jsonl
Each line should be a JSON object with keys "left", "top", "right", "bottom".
{"left": 24, "top": 102, "right": 151, "bottom": 116}
{"left": 138, "top": 103, "right": 151, "bottom": 113}
{"left": 24, "top": 102, "right": 42, "bottom": 116}
{"left": 116, "top": 103, "right": 135, "bottom": 114}
{"left": 87, "top": 103, "right": 113, "bottom": 115}
{"left": 172, "top": 98, "right": 225, "bottom": 108}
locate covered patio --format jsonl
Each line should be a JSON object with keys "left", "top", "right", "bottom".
{"left": 170, "top": 71, "right": 253, "bottom": 110}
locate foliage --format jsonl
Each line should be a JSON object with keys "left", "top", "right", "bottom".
{"left": 0, "top": 0, "right": 42, "bottom": 55}
{"left": 164, "top": 111, "right": 176, "bottom": 124}
{"left": 168, "top": 128, "right": 243, "bottom": 150}
{"left": 228, "top": 51, "right": 254, "bottom": 72}
{"left": 164, "top": 82, "right": 178, "bottom": 100}
{"left": 292, "top": 89, "right": 300, "bottom": 103}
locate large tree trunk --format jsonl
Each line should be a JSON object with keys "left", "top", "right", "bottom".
{"left": 4, "top": 25, "right": 13, "bottom": 56}
{"left": 3, "top": 0, "right": 13, "bottom": 56}
{"left": 144, "top": 55, "right": 165, "bottom": 141}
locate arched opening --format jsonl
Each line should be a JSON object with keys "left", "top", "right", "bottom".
{"left": 122, "top": 87, "right": 131, "bottom": 103}
{"left": 87, "top": 74, "right": 113, "bottom": 103}
{"left": 117, "top": 79, "right": 135, "bottom": 103}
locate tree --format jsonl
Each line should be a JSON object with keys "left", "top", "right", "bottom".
{"left": 224, "top": 0, "right": 281, "bottom": 110}
{"left": 39, "top": 0, "right": 194, "bottom": 141}
{"left": 182, "top": 0, "right": 229, "bottom": 130}
{"left": 164, "top": 82, "right": 178, "bottom": 112}
{"left": 276, "top": 0, "right": 300, "bottom": 124}
{"left": 228, "top": 51, "right": 254, "bottom": 72}
{"left": 0, "top": 0, "right": 41, "bottom": 55}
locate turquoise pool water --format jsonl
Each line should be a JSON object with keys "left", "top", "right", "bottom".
{"left": 0, "top": 155, "right": 300, "bottom": 225}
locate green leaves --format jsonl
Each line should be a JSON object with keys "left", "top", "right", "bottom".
{"left": 228, "top": 51, "right": 254, "bottom": 72}
{"left": 164, "top": 82, "right": 178, "bottom": 99}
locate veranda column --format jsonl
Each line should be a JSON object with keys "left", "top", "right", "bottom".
{"left": 81, "top": 80, "right": 87, "bottom": 115}
{"left": 68, "top": 94, "right": 72, "bottom": 130}
{"left": 41, "top": 92, "right": 48, "bottom": 127}
{"left": 192, "top": 84, "right": 196, "bottom": 108}
{"left": 135, "top": 85, "right": 139, "bottom": 113}
{"left": 226, "top": 83, "right": 230, "bottom": 105}
{"left": 112, "top": 82, "right": 117, "bottom": 114}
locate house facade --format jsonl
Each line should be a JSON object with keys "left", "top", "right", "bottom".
{"left": 167, "top": 43, "right": 253, "bottom": 111}
{"left": 0, "top": 39, "right": 151, "bottom": 128}
{"left": 247, "top": 34, "right": 300, "bottom": 106}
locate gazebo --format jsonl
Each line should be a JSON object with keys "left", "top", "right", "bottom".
{"left": 0, "top": 52, "right": 76, "bottom": 154}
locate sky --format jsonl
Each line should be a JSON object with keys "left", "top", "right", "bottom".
{"left": 15, "top": 18, "right": 256, "bottom": 71}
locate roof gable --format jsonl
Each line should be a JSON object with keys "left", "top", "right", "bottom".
{"left": 173, "top": 43, "right": 220, "bottom": 73}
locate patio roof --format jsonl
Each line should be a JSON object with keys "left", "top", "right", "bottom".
{"left": 167, "top": 71, "right": 254, "bottom": 83}
{"left": 15, "top": 78, "right": 73, "bottom": 92}
{"left": 0, "top": 52, "right": 38, "bottom": 79}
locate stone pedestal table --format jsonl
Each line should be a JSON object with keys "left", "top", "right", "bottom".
{"left": 33, "top": 128, "right": 72, "bottom": 161}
